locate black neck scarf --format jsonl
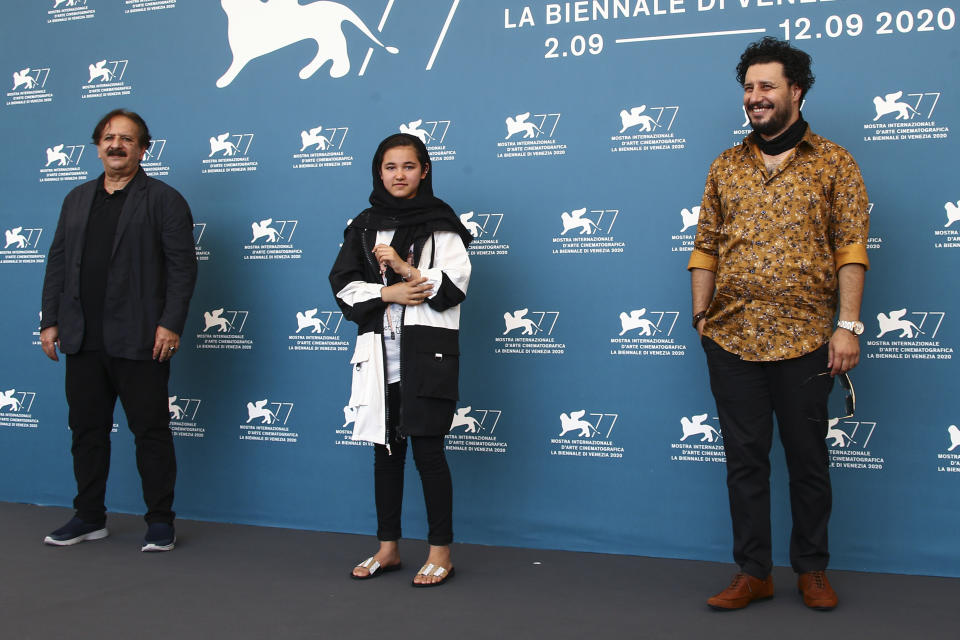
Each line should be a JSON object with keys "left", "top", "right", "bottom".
{"left": 752, "top": 115, "right": 808, "bottom": 156}
{"left": 349, "top": 135, "right": 472, "bottom": 258}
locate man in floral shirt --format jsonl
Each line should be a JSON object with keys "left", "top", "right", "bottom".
{"left": 689, "top": 38, "right": 869, "bottom": 611}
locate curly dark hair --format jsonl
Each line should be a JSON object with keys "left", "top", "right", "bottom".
{"left": 736, "top": 37, "right": 815, "bottom": 99}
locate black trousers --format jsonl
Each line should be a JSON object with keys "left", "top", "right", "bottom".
{"left": 702, "top": 337, "right": 834, "bottom": 578}
{"left": 65, "top": 351, "right": 176, "bottom": 525}
{"left": 373, "top": 384, "right": 453, "bottom": 546}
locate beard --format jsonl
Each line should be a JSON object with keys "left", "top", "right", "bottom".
{"left": 748, "top": 102, "right": 795, "bottom": 137}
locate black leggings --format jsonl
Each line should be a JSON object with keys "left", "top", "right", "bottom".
{"left": 373, "top": 384, "right": 453, "bottom": 546}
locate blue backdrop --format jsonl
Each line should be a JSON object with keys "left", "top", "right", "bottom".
{"left": 2, "top": 0, "right": 958, "bottom": 577}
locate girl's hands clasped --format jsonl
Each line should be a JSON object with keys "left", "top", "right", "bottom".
{"left": 374, "top": 242, "right": 429, "bottom": 304}
{"left": 382, "top": 278, "right": 432, "bottom": 305}
{"left": 372, "top": 244, "right": 410, "bottom": 276}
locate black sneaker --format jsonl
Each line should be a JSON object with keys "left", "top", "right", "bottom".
{"left": 141, "top": 522, "right": 176, "bottom": 552}
{"left": 43, "top": 517, "right": 108, "bottom": 546}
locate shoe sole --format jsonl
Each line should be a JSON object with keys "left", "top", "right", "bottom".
{"left": 141, "top": 537, "right": 176, "bottom": 552}
{"left": 43, "top": 528, "right": 109, "bottom": 546}
{"left": 707, "top": 594, "right": 773, "bottom": 611}
{"left": 798, "top": 591, "right": 837, "bottom": 611}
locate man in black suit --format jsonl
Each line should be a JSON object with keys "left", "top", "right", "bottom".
{"left": 40, "top": 109, "right": 197, "bottom": 551}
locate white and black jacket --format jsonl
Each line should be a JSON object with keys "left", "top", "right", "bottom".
{"left": 330, "top": 225, "right": 471, "bottom": 444}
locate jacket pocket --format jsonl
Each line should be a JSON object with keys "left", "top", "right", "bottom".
{"left": 348, "top": 333, "right": 376, "bottom": 407}
{"left": 415, "top": 347, "right": 459, "bottom": 401}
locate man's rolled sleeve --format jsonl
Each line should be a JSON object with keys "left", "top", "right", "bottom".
{"left": 834, "top": 243, "right": 869, "bottom": 271}
{"left": 687, "top": 162, "right": 722, "bottom": 272}
{"left": 829, "top": 150, "right": 870, "bottom": 271}
{"left": 688, "top": 249, "right": 718, "bottom": 272}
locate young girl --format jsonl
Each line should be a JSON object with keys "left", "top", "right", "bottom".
{"left": 329, "top": 133, "right": 472, "bottom": 587}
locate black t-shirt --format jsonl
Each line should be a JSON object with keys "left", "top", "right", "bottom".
{"left": 79, "top": 177, "right": 129, "bottom": 351}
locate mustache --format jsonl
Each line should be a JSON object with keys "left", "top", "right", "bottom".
{"left": 106, "top": 148, "right": 128, "bottom": 157}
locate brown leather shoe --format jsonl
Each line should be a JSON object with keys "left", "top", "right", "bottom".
{"left": 707, "top": 572, "right": 774, "bottom": 610}
{"left": 797, "top": 571, "right": 838, "bottom": 610}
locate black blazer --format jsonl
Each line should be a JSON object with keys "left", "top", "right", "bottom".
{"left": 41, "top": 169, "right": 198, "bottom": 360}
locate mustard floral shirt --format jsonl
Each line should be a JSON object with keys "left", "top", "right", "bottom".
{"left": 688, "top": 128, "right": 870, "bottom": 361}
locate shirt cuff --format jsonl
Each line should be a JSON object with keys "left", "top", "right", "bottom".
{"left": 687, "top": 250, "right": 718, "bottom": 272}
{"left": 834, "top": 244, "right": 870, "bottom": 271}
{"left": 419, "top": 268, "right": 444, "bottom": 299}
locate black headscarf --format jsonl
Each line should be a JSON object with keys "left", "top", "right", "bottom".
{"left": 348, "top": 133, "right": 472, "bottom": 249}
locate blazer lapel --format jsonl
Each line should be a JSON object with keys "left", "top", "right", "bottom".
{"left": 112, "top": 169, "right": 146, "bottom": 257}
{"left": 73, "top": 180, "right": 97, "bottom": 250}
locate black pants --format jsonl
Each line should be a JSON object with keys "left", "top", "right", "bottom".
{"left": 373, "top": 384, "right": 453, "bottom": 546}
{"left": 65, "top": 351, "right": 176, "bottom": 525}
{"left": 702, "top": 337, "right": 833, "bottom": 578}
